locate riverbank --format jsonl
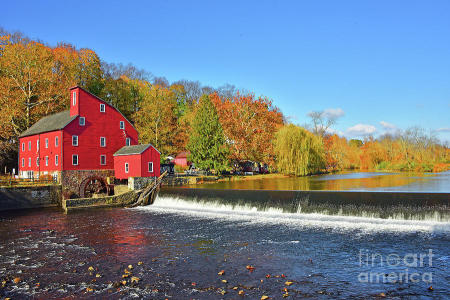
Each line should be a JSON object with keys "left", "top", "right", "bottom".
{"left": 0, "top": 185, "right": 61, "bottom": 211}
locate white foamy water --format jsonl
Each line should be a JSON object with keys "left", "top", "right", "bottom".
{"left": 134, "top": 196, "right": 450, "bottom": 234}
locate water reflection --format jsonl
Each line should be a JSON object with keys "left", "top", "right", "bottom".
{"left": 189, "top": 171, "right": 450, "bottom": 192}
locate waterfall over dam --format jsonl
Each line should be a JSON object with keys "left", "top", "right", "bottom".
{"left": 158, "top": 187, "right": 450, "bottom": 222}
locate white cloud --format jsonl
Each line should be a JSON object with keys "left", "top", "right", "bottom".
{"left": 435, "top": 127, "right": 450, "bottom": 133}
{"left": 325, "top": 127, "right": 344, "bottom": 136}
{"left": 346, "top": 124, "right": 377, "bottom": 136}
{"left": 379, "top": 121, "right": 397, "bottom": 130}
{"left": 323, "top": 108, "right": 345, "bottom": 119}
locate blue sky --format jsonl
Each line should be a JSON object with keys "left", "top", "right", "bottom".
{"left": 3, "top": 0, "right": 450, "bottom": 143}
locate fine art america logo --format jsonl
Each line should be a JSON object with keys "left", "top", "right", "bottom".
{"left": 358, "top": 249, "right": 434, "bottom": 284}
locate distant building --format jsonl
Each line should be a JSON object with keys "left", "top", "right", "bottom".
{"left": 174, "top": 151, "right": 190, "bottom": 168}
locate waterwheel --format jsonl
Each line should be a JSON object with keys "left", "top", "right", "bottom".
{"left": 79, "top": 176, "right": 109, "bottom": 198}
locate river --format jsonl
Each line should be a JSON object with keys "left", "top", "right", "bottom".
{"left": 190, "top": 170, "right": 450, "bottom": 192}
{"left": 0, "top": 171, "right": 449, "bottom": 298}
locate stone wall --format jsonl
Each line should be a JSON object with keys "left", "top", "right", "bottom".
{"left": 0, "top": 185, "right": 62, "bottom": 211}
{"left": 61, "top": 169, "right": 114, "bottom": 198}
{"left": 128, "top": 177, "right": 157, "bottom": 190}
{"left": 62, "top": 190, "right": 139, "bottom": 212}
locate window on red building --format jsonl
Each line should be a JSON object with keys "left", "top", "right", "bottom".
{"left": 100, "top": 137, "right": 106, "bottom": 147}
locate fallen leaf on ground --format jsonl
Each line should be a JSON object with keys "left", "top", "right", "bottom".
{"left": 95, "top": 274, "right": 101, "bottom": 278}
{"left": 128, "top": 265, "right": 133, "bottom": 269}
{"left": 218, "top": 270, "right": 225, "bottom": 275}
{"left": 88, "top": 266, "right": 94, "bottom": 272}
{"left": 238, "top": 290, "right": 245, "bottom": 296}
{"left": 261, "top": 295, "right": 269, "bottom": 300}
{"left": 221, "top": 279, "right": 227, "bottom": 283}
{"left": 86, "top": 287, "right": 93, "bottom": 292}
{"left": 131, "top": 276, "right": 140, "bottom": 283}
{"left": 13, "top": 277, "right": 21, "bottom": 284}
{"left": 246, "top": 265, "right": 255, "bottom": 271}
{"left": 285, "top": 281, "right": 293, "bottom": 286}
{"left": 138, "top": 261, "right": 143, "bottom": 265}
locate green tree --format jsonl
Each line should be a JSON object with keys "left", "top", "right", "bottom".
{"left": 273, "top": 124, "right": 325, "bottom": 176}
{"left": 187, "top": 95, "right": 229, "bottom": 172}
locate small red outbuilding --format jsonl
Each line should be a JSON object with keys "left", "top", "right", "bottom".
{"left": 174, "top": 151, "right": 190, "bottom": 167}
{"left": 113, "top": 144, "right": 160, "bottom": 179}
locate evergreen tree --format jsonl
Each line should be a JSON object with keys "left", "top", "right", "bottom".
{"left": 187, "top": 95, "right": 229, "bottom": 172}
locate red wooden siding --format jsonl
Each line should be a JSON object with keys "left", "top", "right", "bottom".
{"left": 19, "top": 131, "right": 63, "bottom": 174}
{"left": 62, "top": 87, "right": 139, "bottom": 171}
{"left": 140, "top": 146, "right": 161, "bottom": 177}
{"left": 114, "top": 154, "right": 141, "bottom": 179}
{"left": 113, "top": 146, "right": 160, "bottom": 179}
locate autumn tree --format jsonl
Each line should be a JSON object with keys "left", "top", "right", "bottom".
{"left": 187, "top": 95, "right": 229, "bottom": 172}
{"left": 211, "top": 93, "right": 284, "bottom": 166}
{"left": 273, "top": 125, "right": 325, "bottom": 176}
{"left": 0, "top": 36, "right": 65, "bottom": 136}
{"left": 307, "top": 110, "right": 342, "bottom": 137}
{"left": 133, "top": 82, "right": 180, "bottom": 156}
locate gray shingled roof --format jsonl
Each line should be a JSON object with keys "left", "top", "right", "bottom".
{"left": 114, "top": 144, "right": 153, "bottom": 156}
{"left": 19, "top": 111, "right": 77, "bottom": 137}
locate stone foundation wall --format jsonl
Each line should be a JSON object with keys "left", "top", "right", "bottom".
{"left": 61, "top": 169, "right": 114, "bottom": 198}
{"left": 0, "top": 185, "right": 62, "bottom": 211}
{"left": 128, "top": 177, "right": 157, "bottom": 190}
{"left": 62, "top": 190, "right": 139, "bottom": 212}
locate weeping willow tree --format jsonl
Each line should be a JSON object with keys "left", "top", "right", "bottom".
{"left": 273, "top": 124, "right": 326, "bottom": 176}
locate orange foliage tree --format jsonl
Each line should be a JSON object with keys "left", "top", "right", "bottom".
{"left": 211, "top": 93, "right": 284, "bottom": 166}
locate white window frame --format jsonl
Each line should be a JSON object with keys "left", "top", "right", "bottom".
{"left": 22, "top": 143, "right": 24, "bottom": 152}
{"left": 28, "top": 157, "right": 31, "bottom": 167}
{"left": 120, "top": 121, "right": 125, "bottom": 129}
{"left": 100, "top": 137, "right": 106, "bottom": 147}
{"left": 36, "top": 157, "right": 39, "bottom": 166}
{"left": 100, "top": 103, "right": 105, "bottom": 112}
{"left": 55, "top": 155, "right": 58, "bottom": 166}
{"left": 72, "top": 154, "right": 78, "bottom": 166}
{"left": 126, "top": 138, "right": 131, "bottom": 146}
{"left": 79, "top": 117, "right": 85, "bottom": 126}
{"left": 125, "top": 163, "right": 129, "bottom": 173}
{"left": 72, "top": 91, "right": 76, "bottom": 106}
{"left": 45, "top": 156, "right": 49, "bottom": 166}
{"left": 22, "top": 158, "right": 24, "bottom": 167}
{"left": 148, "top": 162, "right": 153, "bottom": 173}
{"left": 45, "top": 138, "right": 49, "bottom": 149}
{"left": 100, "top": 155, "right": 106, "bottom": 165}
{"left": 72, "top": 135, "right": 78, "bottom": 146}
{"left": 28, "top": 141, "right": 31, "bottom": 151}
{"left": 37, "top": 140, "right": 39, "bottom": 151}
{"left": 55, "top": 136, "right": 59, "bottom": 147}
